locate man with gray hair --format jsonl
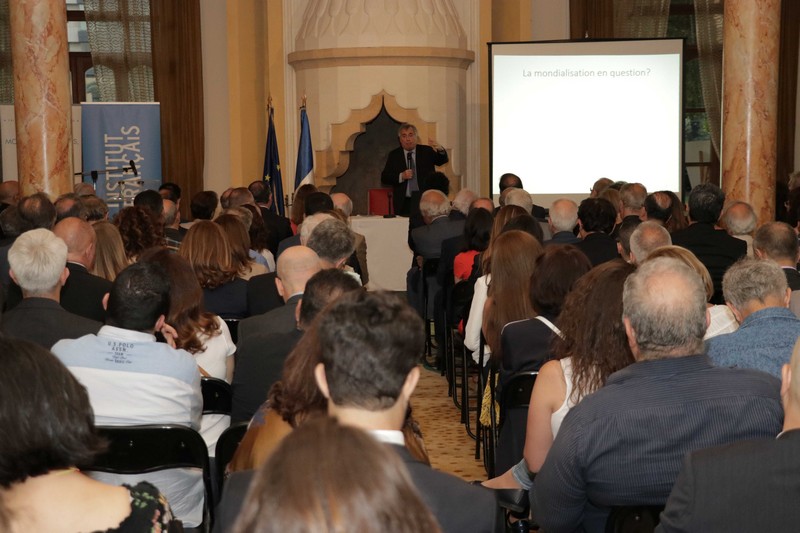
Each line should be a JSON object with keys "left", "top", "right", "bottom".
{"left": 1, "top": 229, "right": 100, "bottom": 348}
{"left": 619, "top": 182, "right": 648, "bottom": 222}
{"left": 723, "top": 201, "right": 757, "bottom": 256}
{"left": 545, "top": 198, "right": 580, "bottom": 245}
{"left": 163, "top": 198, "right": 184, "bottom": 250}
{"left": 533, "top": 257, "right": 783, "bottom": 533}
{"left": 331, "top": 192, "right": 369, "bottom": 284}
{"left": 306, "top": 218, "right": 357, "bottom": 273}
{"left": 706, "top": 258, "right": 800, "bottom": 378}
{"left": 451, "top": 188, "right": 477, "bottom": 219}
{"left": 754, "top": 221, "right": 800, "bottom": 290}
{"left": 629, "top": 221, "right": 672, "bottom": 264}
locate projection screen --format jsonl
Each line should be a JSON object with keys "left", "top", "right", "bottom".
{"left": 490, "top": 39, "right": 684, "bottom": 206}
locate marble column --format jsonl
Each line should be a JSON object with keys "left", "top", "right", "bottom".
{"left": 721, "top": 0, "right": 781, "bottom": 224}
{"left": 10, "top": 0, "right": 72, "bottom": 197}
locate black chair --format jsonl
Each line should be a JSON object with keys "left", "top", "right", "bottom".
{"left": 421, "top": 258, "right": 440, "bottom": 359}
{"left": 201, "top": 377, "right": 232, "bottom": 416}
{"left": 91, "top": 425, "right": 213, "bottom": 531}
{"left": 605, "top": 505, "right": 664, "bottom": 533}
{"left": 223, "top": 319, "right": 239, "bottom": 345}
{"left": 498, "top": 371, "right": 538, "bottom": 429}
{"left": 214, "top": 422, "right": 249, "bottom": 497}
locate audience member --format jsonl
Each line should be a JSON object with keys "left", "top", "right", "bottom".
{"left": 657, "top": 338, "right": 800, "bottom": 532}
{"left": 227, "top": 187, "right": 256, "bottom": 209}
{"left": 248, "top": 180, "right": 292, "bottom": 256}
{"left": 545, "top": 199, "right": 580, "bottom": 245}
{"left": 619, "top": 182, "right": 647, "bottom": 223}
{"left": 139, "top": 248, "right": 236, "bottom": 457}
{"left": 237, "top": 245, "right": 320, "bottom": 343}
{"left": 232, "top": 268, "right": 360, "bottom": 424}
{"left": 599, "top": 187, "right": 623, "bottom": 229}
{"left": 306, "top": 218, "right": 357, "bottom": 272}
{"left": 575, "top": 197, "right": 619, "bottom": 266}
{"left": 0, "top": 180, "right": 19, "bottom": 213}
{"left": 722, "top": 200, "right": 757, "bottom": 256}
{"left": 664, "top": 190, "right": 689, "bottom": 232}
{"left": 73, "top": 181, "right": 95, "bottom": 196}
{"left": 230, "top": 416, "right": 441, "bottom": 533}
{"left": 186, "top": 190, "right": 218, "bottom": 228}
{"left": 451, "top": 188, "right": 478, "bottom": 219}
{"left": 0, "top": 205, "right": 21, "bottom": 245}
{"left": 0, "top": 192, "right": 56, "bottom": 287}
{"left": 219, "top": 187, "right": 234, "bottom": 209}
{"left": 277, "top": 189, "right": 331, "bottom": 257}
{"left": 114, "top": 205, "right": 165, "bottom": 261}
{"left": 0, "top": 338, "right": 177, "bottom": 532}
{"left": 1, "top": 229, "right": 100, "bottom": 348}
{"left": 54, "top": 192, "right": 86, "bottom": 222}
{"left": 505, "top": 188, "right": 534, "bottom": 215}
{"left": 453, "top": 207, "right": 492, "bottom": 283}
{"left": 615, "top": 216, "right": 642, "bottom": 262}
{"left": 671, "top": 183, "right": 746, "bottom": 303}
{"left": 629, "top": 220, "right": 672, "bottom": 263}
{"left": 162, "top": 198, "right": 183, "bottom": 249}
{"left": 644, "top": 245, "right": 738, "bottom": 340}
{"left": 159, "top": 182, "right": 181, "bottom": 205}
{"left": 707, "top": 258, "right": 800, "bottom": 378}
{"left": 499, "top": 172, "right": 523, "bottom": 192}
{"left": 644, "top": 190, "right": 672, "bottom": 226}
{"left": 133, "top": 189, "right": 164, "bottom": 226}
{"left": 589, "top": 177, "right": 613, "bottom": 198}
{"left": 52, "top": 217, "right": 112, "bottom": 322}
{"left": 82, "top": 194, "right": 109, "bottom": 222}
{"left": 51, "top": 262, "right": 203, "bottom": 527}
{"left": 331, "top": 191, "right": 369, "bottom": 284}
{"left": 90, "top": 220, "right": 128, "bottom": 282}
{"left": 238, "top": 203, "right": 276, "bottom": 272}
{"left": 532, "top": 257, "right": 783, "bottom": 533}
{"left": 485, "top": 260, "right": 634, "bottom": 491}
{"left": 216, "top": 214, "right": 268, "bottom": 281}
{"left": 289, "top": 183, "right": 317, "bottom": 234}
{"left": 753, "top": 221, "right": 800, "bottom": 290}
{"left": 180, "top": 220, "right": 249, "bottom": 319}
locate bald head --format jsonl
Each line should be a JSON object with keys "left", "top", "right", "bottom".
{"left": 275, "top": 245, "right": 321, "bottom": 300}
{"left": 629, "top": 221, "right": 672, "bottom": 264}
{"left": 548, "top": 199, "right": 579, "bottom": 233}
{"left": 330, "top": 193, "right": 353, "bottom": 217}
{"left": 471, "top": 197, "right": 494, "bottom": 213}
{"left": 419, "top": 190, "right": 450, "bottom": 223}
{"left": 723, "top": 201, "right": 757, "bottom": 236}
{"left": 53, "top": 217, "right": 97, "bottom": 269}
{"left": 0, "top": 181, "right": 19, "bottom": 205}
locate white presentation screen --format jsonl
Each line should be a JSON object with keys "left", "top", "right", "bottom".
{"left": 490, "top": 39, "right": 683, "bottom": 205}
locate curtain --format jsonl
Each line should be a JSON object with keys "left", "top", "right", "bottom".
{"left": 84, "top": 0, "right": 153, "bottom": 102}
{"left": 777, "top": 0, "right": 800, "bottom": 188}
{"left": 0, "top": 0, "right": 12, "bottom": 104}
{"left": 570, "top": 0, "right": 614, "bottom": 39}
{"left": 694, "top": 0, "right": 723, "bottom": 159}
{"left": 150, "top": 0, "right": 204, "bottom": 220}
{"left": 614, "top": 0, "right": 671, "bottom": 38}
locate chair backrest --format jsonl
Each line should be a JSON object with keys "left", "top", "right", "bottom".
{"left": 92, "top": 425, "right": 213, "bottom": 528}
{"left": 605, "top": 505, "right": 664, "bottom": 533}
{"left": 214, "top": 422, "right": 249, "bottom": 495}
{"left": 224, "top": 318, "right": 240, "bottom": 344}
{"left": 499, "top": 371, "right": 538, "bottom": 413}
{"left": 201, "top": 377, "right": 232, "bottom": 416}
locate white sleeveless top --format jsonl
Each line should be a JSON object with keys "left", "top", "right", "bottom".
{"left": 550, "top": 357, "right": 577, "bottom": 437}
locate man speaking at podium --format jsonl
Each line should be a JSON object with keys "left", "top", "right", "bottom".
{"left": 381, "top": 123, "right": 448, "bottom": 217}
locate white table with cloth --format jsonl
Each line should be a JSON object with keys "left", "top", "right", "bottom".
{"left": 350, "top": 215, "right": 413, "bottom": 292}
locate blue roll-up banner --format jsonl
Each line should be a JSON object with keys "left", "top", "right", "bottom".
{"left": 81, "top": 103, "right": 162, "bottom": 214}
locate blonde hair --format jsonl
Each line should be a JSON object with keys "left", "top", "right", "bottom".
{"left": 91, "top": 221, "right": 129, "bottom": 282}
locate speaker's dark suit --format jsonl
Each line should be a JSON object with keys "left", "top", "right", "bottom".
{"left": 1, "top": 297, "right": 102, "bottom": 349}
{"left": 213, "top": 443, "right": 498, "bottom": 533}
{"left": 381, "top": 144, "right": 448, "bottom": 216}
{"left": 671, "top": 222, "right": 747, "bottom": 304}
{"left": 657, "top": 429, "right": 800, "bottom": 533}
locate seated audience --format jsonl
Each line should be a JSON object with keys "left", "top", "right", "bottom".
{"left": 216, "top": 214, "right": 268, "bottom": 281}
{"left": 532, "top": 257, "right": 783, "bottom": 533}
{"left": 231, "top": 268, "right": 361, "bottom": 424}
{"left": 657, "top": 338, "right": 800, "bottom": 532}
{"left": 589, "top": 177, "right": 613, "bottom": 198}
{"left": 51, "top": 262, "right": 203, "bottom": 527}
{"left": 139, "top": 248, "right": 236, "bottom": 456}
{"left": 599, "top": 187, "right": 623, "bottom": 231}
{"left": 453, "top": 207, "right": 492, "bottom": 282}
{"left": 0, "top": 192, "right": 57, "bottom": 288}
{"left": 288, "top": 183, "right": 318, "bottom": 235}
{"left": 1, "top": 229, "right": 100, "bottom": 348}
{"left": 615, "top": 216, "right": 642, "bottom": 262}
{"left": 52, "top": 216, "right": 112, "bottom": 322}
{"left": 722, "top": 200, "right": 757, "bottom": 256}
{"left": 239, "top": 203, "right": 276, "bottom": 272}
{"left": 0, "top": 338, "right": 177, "bottom": 532}
{"left": 162, "top": 198, "right": 184, "bottom": 249}
{"left": 180, "top": 220, "right": 249, "bottom": 319}
{"left": 707, "top": 257, "right": 800, "bottom": 378}
{"left": 451, "top": 187, "right": 478, "bottom": 220}
{"left": 644, "top": 191, "right": 672, "bottom": 227}
{"left": 133, "top": 189, "right": 164, "bottom": 226}
{"left": 54, "top": 192, "right": 87, "bottom": 222}
{"left": 230, "top": 416, "right": 441, "bottom": 533}
{"left": 248, "top": 179, "right": 292, "bottom": 257}
{"left": 664, "top": 190, "right": 689, "bottom": 232}
{"left": 628, "top": 220, "right": 672, "bottom": 263}
{"left": 645, "top": 245, "right": 738, "bottom": 340}
{"left": 575, "top": 197, "right": 619, "bottom": 266}
{"left": 91, "top": 220, "right": 128, "bottom": 282}
{"left": 671, "top": 183, "right": 746, "bottom": 303}
{"left": 753, "top": 221, "right": 800, "bottom": 290}
{"left": 82, "top": 194, "right": 109, "bottom": 222}
{"left": 619, "top": 182, "right": 647, "bottom": 224}
{"left": 485, "top": 260, "right": 634, "bottom": 490}
{"left": 74, "top": 181, "right": 95, "bottom": 196}
{"left": 305, "top": 218, "right": 357, "bottom": 275}
{"left": 545, "top": 199, "right": 580, "bottom": 245}
{"left": 277, "top": 190, "right": 332, "bottom": 257}
{"left": 185, "top": 190, "right": 218, "bottom": 230}
{"left": 237, "top": 245, "right": 320, "bottom": 344}
{"left": 331, "top": 192, "right": 369, "bottom": 284}
{"left": 114, "top": 205, "right": 165, "bottom": 261}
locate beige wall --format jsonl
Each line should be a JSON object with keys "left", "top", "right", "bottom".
{"left": 200, "top": 0, "right": 230, "bottom": 194}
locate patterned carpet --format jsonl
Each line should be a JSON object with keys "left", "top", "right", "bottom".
{"left": 413, "top": 365, "right": 487, "bottom": 481}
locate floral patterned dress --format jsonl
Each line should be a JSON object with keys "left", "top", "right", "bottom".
{"left": 98, "top": 482, "right": 179, "bottom": 533}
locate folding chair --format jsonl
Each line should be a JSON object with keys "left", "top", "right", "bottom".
{"left": 201, "top": 377, "right": 232, "bottom": 416}
{"left": 91, "top": 425, "right": 213, "bottom": 531}
{"left": 605, "top": 505, "right": 664, "bottom": 533}
{"left": 421, "top": 258, "right": 440, "bottom": 359}
{"left": 223, "top": 319, "right": 239, "bottom": 345}
{"left": 214, "top": 422, "right": 249, "bottom": 498}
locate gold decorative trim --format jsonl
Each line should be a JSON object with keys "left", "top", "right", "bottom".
{"left": 288, "top": 47, "right": 475, "bottom": 71}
